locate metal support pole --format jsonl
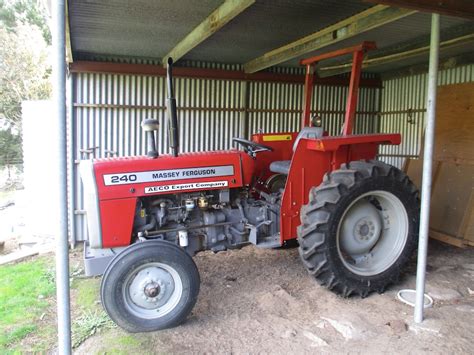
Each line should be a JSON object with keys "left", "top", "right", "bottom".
{"left": 52, "top": 0, "right": 72, "bottom": 352}
{"left": 414, "top": 13, "right": 440, "bottom": 324}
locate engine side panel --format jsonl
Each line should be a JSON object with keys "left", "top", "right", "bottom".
{"left": 84, "top": 150, "right": 255, "bottom": 248}
{"left": 100, "top": 198, "right": 137, "bottom": 247}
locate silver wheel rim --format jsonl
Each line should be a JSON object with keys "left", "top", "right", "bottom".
{"left": 122, "top": 262, "right": 183, "bottom": 319}
{"left": 336, "top": 190, "right": 408, "bottom": 276}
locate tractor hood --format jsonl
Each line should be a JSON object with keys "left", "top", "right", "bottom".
{"left": 81, "top": 150, "right": 254, "bottom": 201}
{"left": 79, "top": 149, "right": 254, "bottom": 248}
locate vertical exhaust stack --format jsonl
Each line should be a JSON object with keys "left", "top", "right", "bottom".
{"left": 141, "top": 119, "right": 160, "bottom": 158}
{"left": 166, "top": 57, "right": 179, "bottom": 157}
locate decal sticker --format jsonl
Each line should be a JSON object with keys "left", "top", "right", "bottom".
{"left": 144, "top": 181, "right": 229, "bottom": 193}
{"left": 103, "top": 165, "right": 234, "bottom": 186}
{"left": 262, "top": 134, "right": 292, "bottom": 142}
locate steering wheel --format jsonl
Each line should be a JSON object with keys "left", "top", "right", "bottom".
{"left": 233, "top": 138, "right": 273, "bottom": 158}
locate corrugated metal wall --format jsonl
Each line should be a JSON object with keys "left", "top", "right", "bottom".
{"left": 70, "top": 62, "right": 474, "bottom": 242}
{"left": 71, "top": 65, "right": 379, "bottom": 242}
{"left": 378, "top": 64, "right": 474, "bottom": 168}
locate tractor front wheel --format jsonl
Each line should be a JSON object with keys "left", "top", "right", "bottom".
{"left": 297, "top": 160, "right": 419, "bottom": 297}
{"left": 101, "top": 240, "right": 200, "bottom": 332}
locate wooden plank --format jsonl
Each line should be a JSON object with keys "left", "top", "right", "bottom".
{"left": 429, "top": 230, "right": 467, "bottom": 248}
{"left": 65, "top": 1, "right": 73, "bottom": 63}
{"left": 429, "top": 163, "right": 474, "bottom": 238}
{"left": 365, "top": 0, "right": 474, "bottom": 20}
{"left": 162, "top": 0, "right": 255, "bottom": 65}
{"left": 382, "top": 53, "right": 474, "bottom": 80}
{"left": 319, "top": 33, "right": 474, "bottom": 77}
{"left": 434, "top": 82, "right": 474, "bottom": 164}
{"left": 243, "top": 5, "right": 415, "bottom": 73}
{"left": 405, "top": 82, "right": 474, "bottom": 248}
{"left": 460, "top": 193, "right": 474, "bottom": 244}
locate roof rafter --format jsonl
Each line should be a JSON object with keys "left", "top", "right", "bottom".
{"left": 162, "top": 0, "right": 255, "bottom": 66}
{"left": 318, "top": 31, "right": 474, "bottom": 77}
{"left": 243, "top": 4, "right": 416, "bottom": 73}
{"left": 364, "top": 0, "right": 474, "bottom": 20}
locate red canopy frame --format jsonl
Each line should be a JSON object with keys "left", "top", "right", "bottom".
{"left": 300, "top": 41, "right": 377, "bottom": 134}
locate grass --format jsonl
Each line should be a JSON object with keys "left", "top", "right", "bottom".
{"left": 0, "top": 253, "right": 150, "bottom": 353}
{"left": 72, "top": 309, "right": 116, "bottom": 348}
{"left": 71, "top": 277, "right": 116, "bottom": 348}
{"left": 75, "top": 277, "right": 101, "bottom": 309}
{"left": 0, "top": 257, "right": 55, "bottom": 352}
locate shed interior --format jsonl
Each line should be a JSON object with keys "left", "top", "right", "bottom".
{"left": 65, "top": 0, "right": 474, "bottom": 248}
{"left": 42, "top": 1, "right": 474, "bottom": 352}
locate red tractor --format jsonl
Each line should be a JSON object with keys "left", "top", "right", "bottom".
{"left": 80, "top": 42, "right": 419, "bottom": 332}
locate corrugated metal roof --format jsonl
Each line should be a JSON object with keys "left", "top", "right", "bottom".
{"left": 183, "top": 0, "right": 372, "bottom": 63}
{"left": 69, "top": 0, "right": 223, "bottom": 59}
{"left": 68, "top": 0, "right": 474, "bottom": 73}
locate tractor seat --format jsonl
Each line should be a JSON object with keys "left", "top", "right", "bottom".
{"left": 269, "top": 127, "right": 324, "bottom": 175}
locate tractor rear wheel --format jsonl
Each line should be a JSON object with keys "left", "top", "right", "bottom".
{"left": 297, "top": 160, "right": 419, "bottom": 297}
{"left": 101, "top": 240, "right": 200, "bottom": 332}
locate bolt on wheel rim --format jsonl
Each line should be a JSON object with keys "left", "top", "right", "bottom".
{"left": 122, "top": 262, "right": 183, "bottom": 319}
{"left": 337, "top": 191, "right": 409, "bottom": 276}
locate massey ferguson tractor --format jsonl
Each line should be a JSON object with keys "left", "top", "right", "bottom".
{"left": 80, "top": 42, "right": 419, "bottom": 333}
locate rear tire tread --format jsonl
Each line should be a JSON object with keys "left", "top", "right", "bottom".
{"left": 297, "top": 160, "right": 419, "bottom": 297}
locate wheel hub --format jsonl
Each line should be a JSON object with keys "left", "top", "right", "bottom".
{"left": 337, "top": 190, "right": 410, "bottom": 277}
{"left": 128, "top": 266, "right": 175, "bottom": 310}
{"left": 144, "top": 282, "right": 161, "bottom": 298}
{"left": 354, "top": 218, "right": 376, "bottom": 241}
{"left": 340, "top": 200, "right": 382, "bottom": 255}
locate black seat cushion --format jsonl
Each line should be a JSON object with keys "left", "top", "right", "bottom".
{"left": 269, "top": 160, "right": 291, "bottom": 175}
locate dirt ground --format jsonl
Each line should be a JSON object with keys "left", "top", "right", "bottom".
{"left": 76, "top": 239, "right": 474, "bottom": 354}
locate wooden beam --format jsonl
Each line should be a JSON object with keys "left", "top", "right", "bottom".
{"left": 381, "top": 52, "right": 474, "bottom": 80}
{"left": 365, "top": 0, "right": 474, "bottom": 20}
{"left": 318, "top": 33, "right": 474, "bottom": 77}
{"left": 69, "top": 61, "right": 382, "bottom": 87}
{"left": 243, "top": 5, "right": 415, "bottom": 73}
{"left": 162, "top": 0, "right": 255, "bottom": 66}
{"left": 65, "top": 1, "right": 73, "bottom": 63}
{"left": 429, "top": 229, "right": 467, "bottom": 248}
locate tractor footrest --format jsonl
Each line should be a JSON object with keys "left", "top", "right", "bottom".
{"left": 256, "top": 235, "right": 281, "bottom": 249}
{"left": 83, "top": 243, "right": 126, "bottom": 276}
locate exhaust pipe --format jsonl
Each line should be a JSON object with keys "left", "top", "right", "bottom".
{"left": 166, "top": 57, "right": 179, "bottom": 157}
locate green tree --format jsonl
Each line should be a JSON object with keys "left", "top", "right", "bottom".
{"left": 0, "top": 128, "right": 22, "bottom": 178}
{"left": 0, "top": 0, "right": 51, "bottom": 175}
{"left": 0, "top": 25, "right": 51, "bottom": 129}
{"left": 0, "top": 0, "right": 51, "bottom": 44}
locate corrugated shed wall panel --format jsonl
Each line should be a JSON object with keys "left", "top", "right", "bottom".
{"left": 378, "top": 64, "right": 474, "bottom": 168}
